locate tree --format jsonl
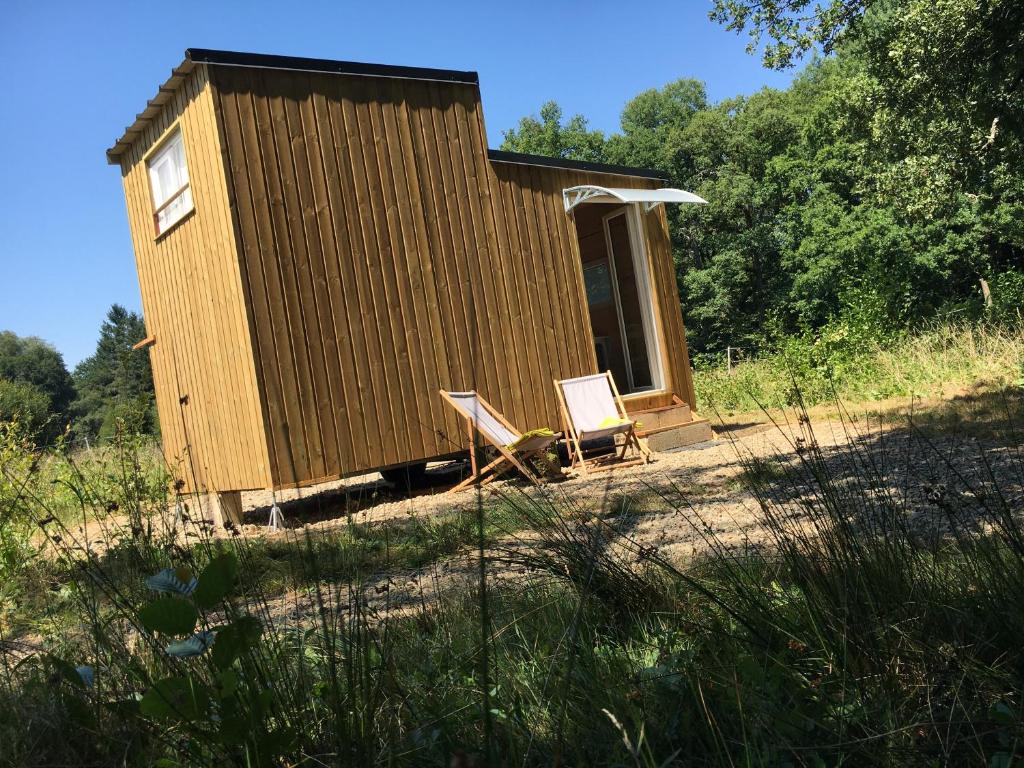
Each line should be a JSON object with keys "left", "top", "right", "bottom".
{"left": 710, "top": 0, "right": 871, "bottom": 69}
{"left": 710, "top": 0, "right": 1024, "bottom": 324}
{"left": 500, "top": 101, "right": 607, "bottom": 162}
{"left": 72, "top": 305, "right": 156, "bottom": 440}
{"left": 0, "top": 379, "right": 53, "bottom": 440}
{"left": 0, "top": 331, "right": 75, "bottom": 442}
{"left": 498, "top": 3, "right": 1024, "bottom": 357}
{"left": 606, "top": 79, "right": 709, "bottom": 174}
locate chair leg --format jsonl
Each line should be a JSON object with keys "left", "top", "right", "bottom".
{"left": 633, "top": 430, "right": 652, "bottom": 462}
{"left": 452, "top": 455, "right": 508, "bottom": 492}
{"left": 571, "top": 436, "right": 589, "bottom": 477}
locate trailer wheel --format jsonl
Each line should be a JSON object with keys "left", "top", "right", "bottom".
{"left": 380, "top": 462, "right": 429, "bottom": 490}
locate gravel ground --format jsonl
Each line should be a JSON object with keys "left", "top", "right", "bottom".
{"left": 218, "top": 397, "right": 1022, "bottom": 625}
{"left": 32, "top": 392, "right": 1024, "bottom": 636}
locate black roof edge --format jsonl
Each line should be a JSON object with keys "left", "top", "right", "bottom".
{"left": 487, "top": 150, "right": 668, "bottom": 182}
{"left": 186, "top": 48, "right": 479, "bottom": 85}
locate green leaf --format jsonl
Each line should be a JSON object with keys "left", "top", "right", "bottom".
{"left": 217, "top": 713, "right": 251, "bottom": 746}
{"left": 192, "top": 553, "right": 239, "bottom": 609}
{"left": 258, "top": 726, "right": 298, "bottom": 758}
{"left": 217, "top": 668, "right": 240, "bottom": 698}
{"left": 139, "top": 597, "right": 198, "bottom": 636}
{"left": 211, "top": 616, "right": 262, "bottom": 670}
{"left": 46, "top": 655, "right": 86, "bottom": 689}
{"left": 139, "top": 675, "right": 210, "bottom": 721}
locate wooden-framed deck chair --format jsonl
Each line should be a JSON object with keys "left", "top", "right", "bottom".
{"left": 554, "top": 372, "right": 652, "bottom": 476}
{"left": 440, "top": 390, "right": 562, "bottom": 492}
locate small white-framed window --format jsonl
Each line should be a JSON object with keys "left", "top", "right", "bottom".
{"left": 147, "top": 129, "right": 193, "bottom": 236}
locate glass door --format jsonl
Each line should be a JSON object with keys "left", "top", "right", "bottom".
{"left": 603, "top": 208, "right": 661, "bottom": 393}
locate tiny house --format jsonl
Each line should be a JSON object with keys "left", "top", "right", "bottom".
{"left": 107, "top": 48, "right": 712, "bottom": 510}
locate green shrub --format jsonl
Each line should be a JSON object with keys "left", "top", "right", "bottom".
{"left": 0, "top": 379, "right": 54, "bottom": 442}
{"left": 696, "top": 321, "right": 1024, "bottom": 413}
{"left": 989, "top": 270, "right": 1024, "bottom": 326}
{"left": 0, "top": 421, "right": 41, "bottom": 625}
{"left": 2, "top": 378, "right": 1023, "bottom": 765}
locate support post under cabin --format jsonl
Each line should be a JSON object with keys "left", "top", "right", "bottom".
{"left": 203, "top": 490, "right": 244, "bottom": 528}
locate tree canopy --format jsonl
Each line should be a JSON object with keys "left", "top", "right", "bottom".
{"left": 72, "top": 305, "right": 156, "bottom": 441}
{"left": 500, "top": 0, "right": 1024, "bottom": 356}
{"left": 0, "top": 331, "right": 75, "bottom": 441}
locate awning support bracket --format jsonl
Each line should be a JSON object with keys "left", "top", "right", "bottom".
{"left": 563, "top": 185, "right": 618, "bottom": 212}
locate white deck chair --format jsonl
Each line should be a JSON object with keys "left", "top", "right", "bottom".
{"left": 554, "top": 372, "right": 651, "bottom": 475}
{"left": 440, "top": 390, "right": 561, "bottom": 491}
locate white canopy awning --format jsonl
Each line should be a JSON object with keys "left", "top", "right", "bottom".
{"left": 563, "top": 185, "right": 707, "bottom": 213}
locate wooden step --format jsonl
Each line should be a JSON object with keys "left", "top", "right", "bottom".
{"left": 642, "top": 418, "right": 715, "bottom": 452}
{"left": 630, "top": 402, "right": 692, "bottom": 432}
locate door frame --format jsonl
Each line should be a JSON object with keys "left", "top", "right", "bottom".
{"left": 600, "top": 204, "right": 665, "bottom": 394}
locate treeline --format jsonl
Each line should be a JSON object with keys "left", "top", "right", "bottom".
{"left": 501, "top": 0, "right": 1024, "bottom": 358}
{"left": 0, "top": 305, "right": 156, "bottom": 445}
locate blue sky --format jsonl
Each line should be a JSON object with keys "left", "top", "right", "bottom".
{"left": 0, "top": 0, "right": 795, "bottom": 368}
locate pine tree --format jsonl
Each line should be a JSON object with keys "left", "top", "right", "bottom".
{"left": 72, "top": 305, "right": 156, "bottom": 440}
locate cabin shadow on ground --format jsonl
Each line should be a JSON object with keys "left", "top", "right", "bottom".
{"left": 583, "top": 387, "right": 1024, "bottom": 553}
{"left": 238, "top": 388, "right": 1023, "bottom": 546}
{"left": 240, "top": 460, "right": 475, "bottom": 528}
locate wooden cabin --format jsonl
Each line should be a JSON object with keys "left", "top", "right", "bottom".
{"left": 107, "top": 48, "right": 712, "bottom": 515}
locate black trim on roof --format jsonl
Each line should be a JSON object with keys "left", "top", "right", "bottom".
{"left": 186, "top": 48, "right": 479, "bottom": 85}
{"left": 487, "top": 150, "right": 667, "bottom": 181}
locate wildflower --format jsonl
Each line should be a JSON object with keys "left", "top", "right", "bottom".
{"left": 145, "top": 566, "right": 198, "bottom": 596}
{"left": 75, "top": 665, "right": 95, "bottom": 688}
{"left": 165, "top": 630, "right": 216, "bottom": 658}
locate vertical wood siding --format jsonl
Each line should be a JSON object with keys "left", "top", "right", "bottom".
{"left": 118, "top": 65, "right": 272, "bottom": 493}
{"left": 119, "top": 63, "right": 697, "bottom": 492}
{"left": 206, "top": 64, "right": 698, "bottom": 488}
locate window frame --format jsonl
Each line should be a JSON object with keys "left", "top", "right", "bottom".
{"left": 144, "top": 125, "right": 194, "bottom": 238}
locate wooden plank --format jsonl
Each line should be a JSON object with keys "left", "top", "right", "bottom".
{"left": 244, "top": 70, "right": 316, "bottom": 484}
{"left": 180, "top": 70, "right": 256, "bottom": 489}
{"left": 336, "top": 79, "right": 403, "bottom": 466}
{"left": 281, "top": 82, "right": 343, "bottom": 475}
{"left": 533, "top": 166, "right": 586, "bottom": 379}
{"left": 305, "top": 80, "right": 367, "bottom": 472}
{"left": 514, "top": 165, "right": 564, "bottom": 423}
{"left": 468, "top": 123, "right": 530, "bottom": 429}
{"left": 402, "top": 81, "right": 469, "bottom": 451}
{"left": 428, "top": 81, "right": 491, "bottom": 399}
{"left": 211, "top": 72, "right": 292, "bottom": 485}
{"left": 206, "top": 73, "right": 275, "bottom": 487}
{"left": 198, "top": 73, "right": 269, "bottom": 485}
{"left": 266, "top": 77, "right": 330, "bottom": 481}
{"left": 365, "top": 89, "right": 429, "bottom": 461}
{"left": 144, "top": 74, "right": 218, "bottom": 490}
{"left": 451, "top": 90, "right": 517, "bottom": 420}
{"left": 379, "top": 80, "right": 447, "bottom": 456}
{"left": 319, "top": 80, "right": 382, "bottom": 470}
{"left": 493, "top": 168, "right": 545, "bottom": 429}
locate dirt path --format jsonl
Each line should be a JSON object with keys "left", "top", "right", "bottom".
{"left": 221, "top": 392, "right": 1022, "bottom": 628}
{"left": 49, "top": 388, "right": 1022, "bottom": 631}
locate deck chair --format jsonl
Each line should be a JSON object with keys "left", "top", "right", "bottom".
{"left": 555, "top": 372, "right": 651, "bottom": 476}
{"left": 440, "top": 390, "right": 561, "bottom": 492}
